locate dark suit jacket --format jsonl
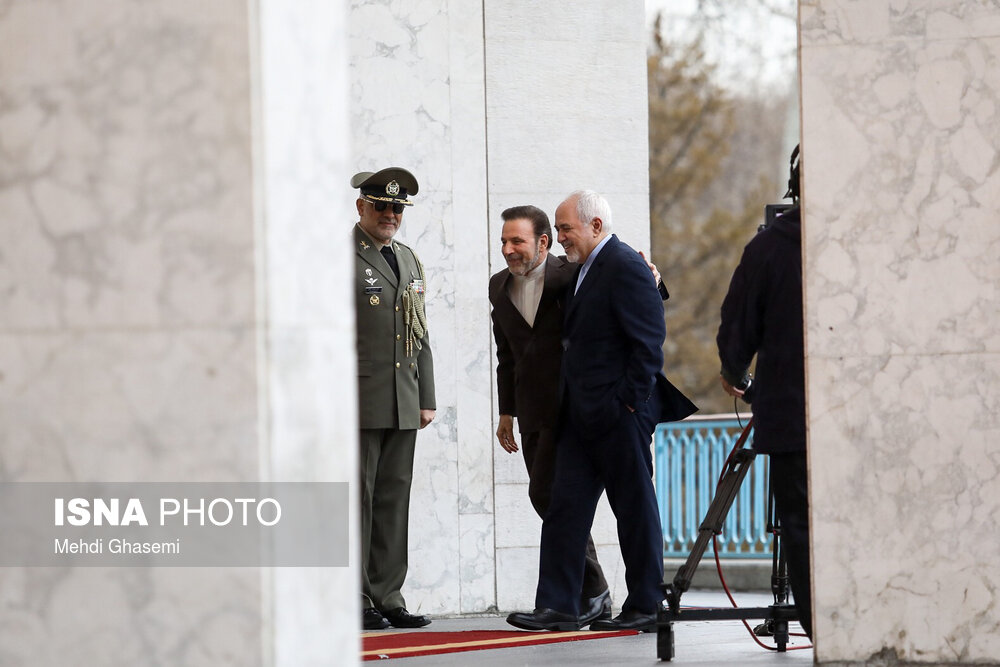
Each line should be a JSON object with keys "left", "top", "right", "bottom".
{"left": 489, "top": 255, "right": 576, "bottom": 433}
{"left": 561, "top": 235, "right": 696, "bottom": 434}
{"left": 718, "top": 207, "right": 803, "bottom": 453}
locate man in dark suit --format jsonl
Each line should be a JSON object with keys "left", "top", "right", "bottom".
{"left": 507, "top": 190, "right": 696, "bottom": 633}
{"left": 489, "top": 205, "right": 611, "bottom": 625}
{"left": 352, "top": 167, "right": 435, "bottom": 630}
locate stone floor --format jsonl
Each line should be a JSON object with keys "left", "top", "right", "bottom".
{"left": 364, "top": 590, "right": 814, "bottom": 666}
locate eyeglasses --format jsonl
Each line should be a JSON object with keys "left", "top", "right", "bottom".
{"left": 368, "top": 199, "right": 406, "bottom": 215}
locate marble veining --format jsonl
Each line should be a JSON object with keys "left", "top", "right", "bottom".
{"left": 801, "top": 0, "right": 1000, "bottom": 45}
{"left": 802, "top": 1, "right": 1000, "bottom": 662}
{"left": 801, "top": 36, "right": 1000, "bottom": 361}
{"left": 0, "top": 0, "right": 255, "bottom": 332}
{"left": 0, "top": 0, "right": 360, "bottom": 664}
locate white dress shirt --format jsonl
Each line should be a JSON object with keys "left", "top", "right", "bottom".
{"left": 508, "top": 256, "right": 547, "bottom": 327}
{"left": 574, "top": 234, "right": 613, "bottom": 294}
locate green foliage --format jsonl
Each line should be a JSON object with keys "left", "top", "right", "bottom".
{"left": 649, "top": 15, "right": 793, "bottom": 414}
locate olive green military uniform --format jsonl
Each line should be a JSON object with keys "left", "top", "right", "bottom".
{"left": 354, "top": 223, "right": 435, "bottom": 612}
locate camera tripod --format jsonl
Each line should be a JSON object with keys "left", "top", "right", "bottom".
{"left": 656, "top": 418, "right": 798, "bottom": 661}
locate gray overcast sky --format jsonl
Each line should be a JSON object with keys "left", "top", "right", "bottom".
{"left": 645, "top": 0, "right": 798, "bottom": 92}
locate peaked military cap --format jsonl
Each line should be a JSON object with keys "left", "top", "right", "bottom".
{"left": 351, "top": 167, "right": 419, "bottom": 206}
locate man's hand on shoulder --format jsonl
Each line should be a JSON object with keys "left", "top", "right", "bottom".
{"left": 637, "top": 250, "right": 661, "bottom": 285}
{"left": 638, "top": 250, "right": 669, "bottom": 299}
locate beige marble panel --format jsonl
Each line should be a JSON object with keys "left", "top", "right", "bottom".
{"left": 257, "top": 0, "right": 359, "bottom": 660}
{"left": 801, "top": 1, "right": 1000, "bottom": 662}
{"left": 0, "top": 568, "right": 262, "bottom": 667}
{"left": 802, "top": 0, "right": 1000, "bottom": 45}
{"left": 0, "top": 0, "right": 255, "bottom": 331}
{"left": 0, "top": 330, "right": 258, "bottom": 482}
{"left": 0, "top": 0, "right": 360, "bottom": 664}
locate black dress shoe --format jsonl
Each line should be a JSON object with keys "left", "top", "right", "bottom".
{"left": 590, "top": 609, "right": 657, "bottom": 632}
{"left": 579, "top": 589, "right": 612, "bottom": 625}
{"left": 363, "top": 607, "right": 390, "bottom": 630}
{"left": 506, "top": 608, "right": 581, "bottom": 631}
{"left": 382, "top": 607, "right": 431, "bottom": 628}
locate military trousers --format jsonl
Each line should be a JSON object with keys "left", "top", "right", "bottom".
{"left": 359, "top": 427, "right": 417, "bottom": 611}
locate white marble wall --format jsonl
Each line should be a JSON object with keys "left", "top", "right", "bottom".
{"left": 483, "top": 0, "right": 652, "bottom": 613}
{"left": 348, "top": 0, "right": 650, "bottom": 614}
{"left": 258, "top": 1, "right": 359, "bottom": 664}
{"left": 0, "top": 0, "right": 358, "bottom": 664}
{"left": 800, "top": 1, "right": 1000, "bottom": 663}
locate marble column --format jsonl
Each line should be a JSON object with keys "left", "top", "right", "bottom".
{"left": 259, "top": 0, "right": 358, "bottom": 664}
{"left": 800, "top": 1, "right": 1000, "bottom": 663}
{"left": 0, "top": 0, "right": 358, "bottom": 665}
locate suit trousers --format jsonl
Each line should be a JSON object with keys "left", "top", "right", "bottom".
{"left": 769, "top": 451, "right": 812, "bottom": 638}
{"left": 535, "top": 404, "right": 664, "bottom": 616}
{"left": 360, "top": 427, "right": 417, "bottom": 611}
{"left": 521, "top": 428, "right": 609, "bottom": 598}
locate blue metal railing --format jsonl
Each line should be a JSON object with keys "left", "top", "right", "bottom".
{"left": 654, "top": 415, "right": 771, "bottom": 559}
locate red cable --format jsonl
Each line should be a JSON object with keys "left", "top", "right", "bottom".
{"left": 710, "top": 416, "right": 813, "bottom": 652}
{"left": 712, "top": 535, "right": 811, "bottom": 651}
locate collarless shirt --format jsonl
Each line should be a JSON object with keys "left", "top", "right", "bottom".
{"left": 508, "top": 255, "right": 547, "bottom": 327}
{"left": 574, "top": 234, "right": 612, "bottom": 294}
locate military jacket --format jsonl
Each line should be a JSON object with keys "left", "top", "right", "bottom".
{"left": 354, "top": 224, "right": 436, "bottom": 430}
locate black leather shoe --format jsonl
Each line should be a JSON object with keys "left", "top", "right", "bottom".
{"left": 363, "top": 607, "right": 390, "bottom": 630}
{"left": 579, "top": 589, "right": 612, "bottom": 625}
{"left": 506, "top": 608, "right": 581, "bottom": 631}
{"left": 382, "top": 607, "right": 431, "bottom": 628}
{"left": 590, "top": 609, "right": 657, "bottom": 632}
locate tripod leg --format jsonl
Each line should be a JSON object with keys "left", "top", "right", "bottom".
{"left": 768, "top": 461, "right": 792, "bottom": 608}
{"left": 657, "top": 422, "right": 756, "bottom": 663}
{"left": 670, "top": 447, "right": 757, "bottom": 596}
{"left": 765, "top": 457, "right": 795, "bottom": 649}
{"left": 773, "top": 619, "right": 789, "bottom": 652}
{"left": 657, "top": 621, "right": 675, "bottom": 661}
{"left": 776, "top": 542, "right": 790, "bottom": 605}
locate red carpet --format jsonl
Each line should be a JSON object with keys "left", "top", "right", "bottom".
{"left": 362, "top": 628, "right": 639, "bottom": 660}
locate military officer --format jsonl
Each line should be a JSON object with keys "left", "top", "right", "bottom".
{"left": 352, "top": 167, "right": 436, "bottom": 630}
